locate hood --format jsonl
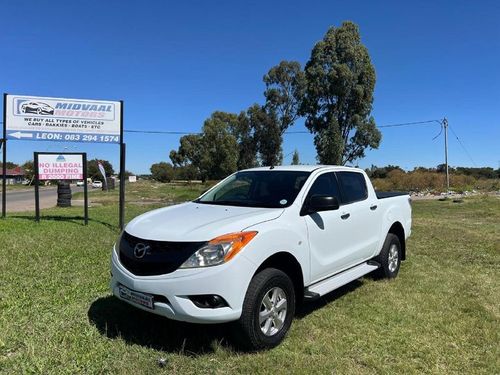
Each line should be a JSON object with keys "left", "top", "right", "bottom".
{"left": 125, "top": 202, "right": 284, "bottom": 241}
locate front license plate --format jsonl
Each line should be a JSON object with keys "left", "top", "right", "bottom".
{"left": 118, "top": 285, "right": 154, "bottom": 310}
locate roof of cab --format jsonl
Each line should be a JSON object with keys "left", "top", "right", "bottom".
{"left": 240, "top": 165, "right": 362, "bottom": 173}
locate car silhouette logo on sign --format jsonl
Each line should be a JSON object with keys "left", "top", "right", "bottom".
{"left": 134, "top": 243, "right": 150, "bottom": 259}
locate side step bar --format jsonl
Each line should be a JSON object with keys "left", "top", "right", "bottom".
{"left": 305, "top": 262, "right": 379, "bottom": 298}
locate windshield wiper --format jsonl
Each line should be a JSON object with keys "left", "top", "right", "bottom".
{"left": 197, "top": 200, "right": 249, "bottom": 207}
{"left": 196, "top": 199, "right": 284, "bottom": 208}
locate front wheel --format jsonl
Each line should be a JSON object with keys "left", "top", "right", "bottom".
{"left": 234, "top": 268, "right": 295, "bottom": 350}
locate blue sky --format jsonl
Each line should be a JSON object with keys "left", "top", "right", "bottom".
{"left": 1, "top": 0, "right": 499, "bottom": 174}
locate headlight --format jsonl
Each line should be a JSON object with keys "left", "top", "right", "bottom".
{"left": 180, "top": 231, "right": 258, "bottom": 268}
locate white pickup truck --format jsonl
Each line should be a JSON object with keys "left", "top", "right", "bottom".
{"left": 110, "top": 165, "right": 412, "bottom": 350}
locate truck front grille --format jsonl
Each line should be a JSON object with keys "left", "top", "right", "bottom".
{"left": 119, "top": 231, "right": 205, "bottom": 276}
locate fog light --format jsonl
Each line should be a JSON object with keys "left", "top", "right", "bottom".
{"left": 189, "top": 295, "right": 228, "bottom": 309}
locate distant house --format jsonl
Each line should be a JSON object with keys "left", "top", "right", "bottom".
{"left": 5, "top": 167, "right": 25, "bottom": 184}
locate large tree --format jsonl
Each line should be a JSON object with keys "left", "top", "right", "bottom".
{"left": 247, "top": 104, "right": 282, "bottom": 167}
{"left": 199, "top": 112, "right": 239, "bottom": 179}
{"left": 301, "top": 21, "right": 381, "bottom": 165}
{"left": 264, "top": 60, "right": 306, "bottom": 134}
{"left": 169, "top": 112, "right": 238, "bottom": 180}
{"left": 169, "top": 134, "right": 202, "bottom": 168}
{"left": 230, "top": 111, "right": 258, "bottom": 170}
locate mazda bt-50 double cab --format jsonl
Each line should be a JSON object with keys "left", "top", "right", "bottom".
{"left": 110, "top": 165, "right": 411, "bottom": 350}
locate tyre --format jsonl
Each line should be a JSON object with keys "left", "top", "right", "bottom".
{"left": 373, "top": 233, "right": 401, "bottom": 279}
{"left": 234, "top": 268, "right": 295, "bottom": 351}
{"left": 57, "top": 194, "right": 72, "bottom": 199}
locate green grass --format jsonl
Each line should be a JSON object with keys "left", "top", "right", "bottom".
{"left": 1, "top": 194, "right": 499, "bottom": 374}
{"left": 74, "top": 180, "right": 210, "bottom": 206}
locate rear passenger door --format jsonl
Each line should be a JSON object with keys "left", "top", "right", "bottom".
{"left": 335, "top": 171, "right": 381, "bottom": 264}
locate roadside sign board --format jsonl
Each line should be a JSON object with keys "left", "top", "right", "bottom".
{"left": 5, "top": 95, "right": 121, "bottom": 143}
{"left": 38, "top": 153, "right": 84, "bottom": 180}
{"left": 33, "top": 152, "right": 89, "bottom": 225}
{"left": 3, "top": 93, "right": 125, "bottom": 230}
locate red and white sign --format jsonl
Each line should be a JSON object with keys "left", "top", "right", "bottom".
{"left": 38, "top": 154, "right": 84, "bottom": 180}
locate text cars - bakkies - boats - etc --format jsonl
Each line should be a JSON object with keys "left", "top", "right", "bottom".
{"left": 110, "top": 165, "right": 412, "bottom": 350}
{"left": 20, "top": 101, "right": 55, "bottom": 115}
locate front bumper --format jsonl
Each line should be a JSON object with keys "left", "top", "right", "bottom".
{"left": 110, "top": 245, "right": 255, "bottom": 323}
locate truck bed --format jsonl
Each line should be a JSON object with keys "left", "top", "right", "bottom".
{"left": 376, "top": 191, "right": 408, "bottom": 199}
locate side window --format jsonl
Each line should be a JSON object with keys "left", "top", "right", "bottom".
{"left": 307, "top": 173, "right": 341, "bottom": 200}
{"left": 336, "top": 172, "right": 368, "bottom": 204}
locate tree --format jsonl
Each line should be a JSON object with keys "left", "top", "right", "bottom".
{"left": 150, "top": 162, "right": 174, "bottom": 182}
{"left": 230, "top": 111, "right": 258, "bottom": 170}
{"left": 169, "top": 134, "right": 203, "bottom": 168}
{"left": 87, "top": 159, "right": 114, "bottom": 181}
{"left": 21, "top": 160, "right": 34, "bottom": 183}
{"left": 198, "top": 111, "right": 239, "bottom": 179}
{"left": 0, "top": 161, "right": 18, "bottom": 169}
{"left": 247, "top": 104, "right": 282, "bottom": 167}
{"left": 264, "top": 60, "right": 306, "bottom": 134}
{"left": 174, "top": 164, "right": 200, "bottom": 181}
{"left": 301, "top": 21, "right": 381, "bottom": 165}
{"left": 291, "top": 149, "right": 300, "bottom": 165}
{"left": 169, "top": 112, "right": 239, "bottom": 180}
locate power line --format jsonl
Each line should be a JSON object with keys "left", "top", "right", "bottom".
{"left": 283, "top": 120, "right": 443, "bottom": 134}
{"left": 125, "top": 129, "right": 200, "bottom": 135}
{"left": 448, "top": 125, "right": 477, "bottom": 166}
{"left": 1, "top": 119, "right": 443, "bottom": 132}
{"left": 378, "top": 120, "right": 442, "bottom": 128}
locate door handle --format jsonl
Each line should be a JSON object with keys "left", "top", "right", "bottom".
{"left": 370, "top": 205, "right": 378, "bottom": 211}
{"left": 341, "top": 213, "right": 350, "bottom": 220}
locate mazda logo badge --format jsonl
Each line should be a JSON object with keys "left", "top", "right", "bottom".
{"left": 134, "top": 243, "right": 150, "bottom": 259}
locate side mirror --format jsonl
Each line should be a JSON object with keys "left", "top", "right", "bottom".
{"left": 302, "top": 195, "right": 340, "bottom": 215}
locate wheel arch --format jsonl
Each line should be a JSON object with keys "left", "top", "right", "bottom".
{"left": 254, "top": 251, "right": 305, "bottom": 303}
{"left": 388, "top": 221, "right": 406, "bottom": 260}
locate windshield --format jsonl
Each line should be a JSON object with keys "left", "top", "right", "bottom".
{"left": 196, "top": 170, "right": 311, "bottom": 208}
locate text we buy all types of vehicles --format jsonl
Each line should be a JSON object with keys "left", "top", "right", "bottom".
{"left": 110, "top": 165, "right": 412, "bottom": 350}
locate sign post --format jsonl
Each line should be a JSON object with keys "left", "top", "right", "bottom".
{"left": 2, "top": 94, "right": 7, "bottom": 218}
{"left": 34, "top": 152, "right": 39, "bottom": 220}
{"left": 34, "top": 152, "right": 87, "bottom": 224}
{"left": 2, "top": 94, "right": 124, "bottom": 228}
{"left": 119, "top": 100, "right": 125, "bottom": 230}
{"left": 83, "top": 153, "right": 88, "bottom": 225}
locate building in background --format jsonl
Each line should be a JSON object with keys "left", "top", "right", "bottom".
{"left": 5, "top": 167, "right": 25, "bottom": 184}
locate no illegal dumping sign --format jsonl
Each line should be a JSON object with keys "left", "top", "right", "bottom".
{"left": 5, "top": 95, "right": 121, "bottom": 144}
{"left": 38, "top": 154, "right": 84, "bottom": 180}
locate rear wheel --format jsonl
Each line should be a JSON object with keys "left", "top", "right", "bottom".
{"left": 374, "top": 233, "right": 401, "bottom": 279}
{"left": 234, "top": 268, "right": 295, "bottom": 350}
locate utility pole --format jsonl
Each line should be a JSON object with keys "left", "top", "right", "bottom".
{"left": 443, "top": 118, "right": 449, "bottom": 193}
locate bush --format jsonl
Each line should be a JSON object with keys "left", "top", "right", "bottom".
{"left": 150, "top": 162, "right": 174, "bottom": 183}
{"left": 371, "top": 170, "right": 499, "bottom": 193}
